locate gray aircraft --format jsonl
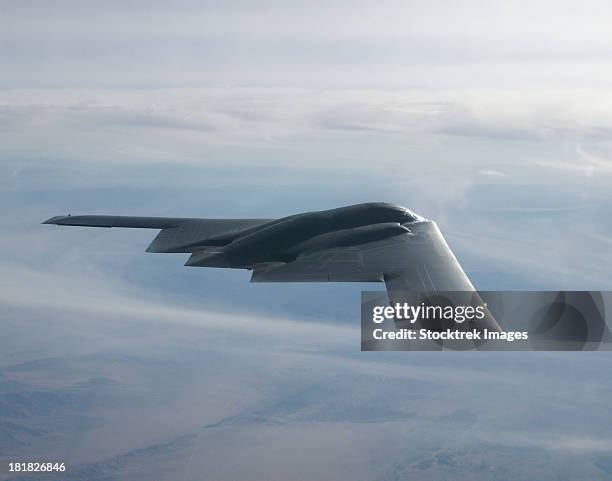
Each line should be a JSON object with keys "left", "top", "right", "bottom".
{"left": 43, "top": 202, "right": 500, "bottom": 332}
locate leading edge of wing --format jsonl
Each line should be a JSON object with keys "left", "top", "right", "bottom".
{"left": 42, "top": 215, "right": 198, "bottom": 229}
{"left": 42, "top": 215, "right": 274, "bottom": 253}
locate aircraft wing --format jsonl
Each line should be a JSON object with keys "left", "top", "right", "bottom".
{"left": 42, "top": 215, "right": 273, "bottom": 253}
{"left": 374, "top": 222, "right": 500, "bottom": 331}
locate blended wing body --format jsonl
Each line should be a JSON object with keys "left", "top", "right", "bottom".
{"left": 43, "top": 202, "right": 500, "bottom": 332}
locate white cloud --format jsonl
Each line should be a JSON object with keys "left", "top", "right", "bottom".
{"left": 1, "top": 88, "right": 612, "bottom": 172}
{"left": 478, "top": 170, "right": 509, "bottom": 177}
{"left": 2, "top": 1, "right": 612, "bottom": 89}
{"left": 0, "top": 261, "right": 356, "bottom": 350}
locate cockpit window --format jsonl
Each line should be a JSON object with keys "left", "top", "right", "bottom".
{"left": 401, "top": 209, "right": 420, "bottom": 222}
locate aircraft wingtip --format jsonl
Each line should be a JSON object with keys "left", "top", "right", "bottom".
{"left": 42, "top": 215, "right": 68, "bottom": 225}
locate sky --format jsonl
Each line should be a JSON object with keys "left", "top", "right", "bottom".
{"left": 2, "top": 1, "right": 612, "bottom": 480}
